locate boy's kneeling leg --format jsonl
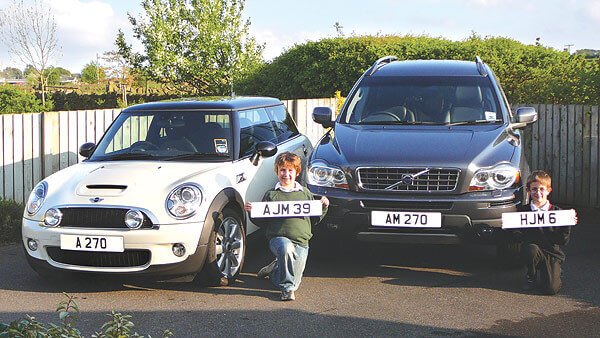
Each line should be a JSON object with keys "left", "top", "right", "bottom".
{"left": 268, "top": 237, "right": 308, "bottom": 292}
{"left": 539, "top": 256, "right": 562, "bottom": 295}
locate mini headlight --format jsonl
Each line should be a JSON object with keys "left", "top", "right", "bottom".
{"left": 166, "top": 183, "right": 203, "bottom": 219}
{"left": 27, "top": 182, "right": 48, "bottom": 215}
{"left": 43, "top": 208, "right": 62, "bottom": 227}
{"left": 469, "top": 163, "right": 519, "bottom": 191}
{"left": 125, "top": 209, "right": 144, "bottom": 229}
{"left": 308, "top": 162, "right": 348, "bottom": 188}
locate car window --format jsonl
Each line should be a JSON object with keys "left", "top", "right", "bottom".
{"left": 341, "top": 76, "right": 502, "bottom": 125}
{"left": 91, "top": 111, "right": 232, "bottom": 161}
{"left": 266, "top": 105, "right": 299, "bottom": 143}
{"left": 237, "top": 108, "right": 278, "bottom": 157}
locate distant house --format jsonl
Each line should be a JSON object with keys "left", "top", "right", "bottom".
{"left": 59, "top": 75, "right": 78, "bottom": 84}
{"left": 0, "top": 78, "right": 27, "bottom": 85}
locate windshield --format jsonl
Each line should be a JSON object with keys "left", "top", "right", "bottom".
{"left": 90, "top": 110, "right": 232, "bottom": 161}
{"left": 341, "top": 76, "right": 502, "bottom": 125}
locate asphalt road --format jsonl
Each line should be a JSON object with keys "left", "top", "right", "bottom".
{"left": 1, "top": 208, "right": 599, "bottom": 337}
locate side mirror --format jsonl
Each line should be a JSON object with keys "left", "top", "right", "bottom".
{"left": 79, "top": 142, "right": 96, "bottom": 159}
{"left": 250, "top": 141, "right": 278, "bottom": 166}
{"left": 313, "top": 107, "right": 335, "bottom": 128}
{"left": 516, "top": 107, "right": 538, "bottom": 124}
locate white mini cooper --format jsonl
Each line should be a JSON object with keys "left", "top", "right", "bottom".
{"left": 22, "top": 97, "right": 313, "bottom": 285}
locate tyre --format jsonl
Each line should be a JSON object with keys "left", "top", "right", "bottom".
{"left": 496, "top": 242, "right": 522, "bottom": 268}
{"left": 198, "top": 208, "right": 246, "bottom": 286}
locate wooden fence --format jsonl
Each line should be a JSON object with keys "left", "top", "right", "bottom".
{"left": 1, "top": 101, "right": 599, "bottom": 208}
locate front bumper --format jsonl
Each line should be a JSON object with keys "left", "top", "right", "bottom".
{"left": 309, "top": 184, "right": 524, "bottom": 244}
{"left": 22, "top": 218, "right": 208, "bottom": 277}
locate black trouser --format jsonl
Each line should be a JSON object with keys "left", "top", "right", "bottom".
{"left": 522, "top": 243, "right": 562, "bottom": 295}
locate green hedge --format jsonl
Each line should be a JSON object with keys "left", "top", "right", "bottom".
{"left": 47, "top": 92, "right": 181, "bottom": 111}
{"left": 0, "top": 198, "right": 24, "bottom": 244}
{"left": 236, "top": 35, "right": 600, "bottom": 104}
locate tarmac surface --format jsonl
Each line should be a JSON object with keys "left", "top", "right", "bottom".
{"left": 1, "top": 207, "right": 599, "bottom": 336}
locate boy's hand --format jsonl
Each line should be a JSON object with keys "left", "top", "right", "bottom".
{"left": 244, "top": 202, "right": 252, "bottom": 211}
{"left": 320, "top": 196, "right": 329, "bottom": 207}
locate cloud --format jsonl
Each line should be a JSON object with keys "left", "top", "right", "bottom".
{"left": 40, "top": 0, "right": 129, "bottom": 71}
{"left": 251, "top": 28, "right": 329, "bottom": 61}
{"left": 589, "top": 0, "right": 600, "bottom": 21}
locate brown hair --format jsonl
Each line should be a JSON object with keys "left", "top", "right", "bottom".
{"left": 526, "top": 170, "right": 552, "bottom": 190}
{"left": 274, "top": 151, "right": 302, "bottom": 174}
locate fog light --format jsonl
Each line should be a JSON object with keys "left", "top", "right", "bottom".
{"left": 43, "top": 208, "right": 62, "bottom": 226}
{"left": 172, "top": 243, "right": 186, "bottom": 257}
{"left": 27, "top": 239, "right": 38, "bottom": 251}
{"left": 125, "top": 209, "right": 144, "bottom": 229}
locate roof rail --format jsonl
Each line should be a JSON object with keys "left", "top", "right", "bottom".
{"left": 475, "top": 56, "right": 488, "bottom": 76}
{"left": 367, "top": 56, "right": 398, "bottom": 76}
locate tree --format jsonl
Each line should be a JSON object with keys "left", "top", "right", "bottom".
{"left": 117, "top": 0, "right": 263, "bottom": 95}
{"left": 0, "top": 0, "right": 60, "bottom": 105}
{"left": 81, "top": 62, "right": 106, "bottom": 84}
{"left": 102, "top": 49, "right": 135, "bottom": 105}
{"left": 0, "top": 84, "right": 51, "bottom": 113}
{"left": 1, "top": 67, "right": 23, "bottom": 79}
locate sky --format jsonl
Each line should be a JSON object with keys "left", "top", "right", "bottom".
{"left": 1, "top": 0, "right": 599, "bottom": 74}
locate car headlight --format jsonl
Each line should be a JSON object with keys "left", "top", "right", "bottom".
{"left": 308, "top": 162, "right": 348, "bottom": 189}
{"left": 26, "top": 181, "right": 48, "bottom": 215}
{"left": 43, "top": 208, "right": 62, "bottom": 227}
{"left": 469, "top": 163, "right": 520, "bottom": 191}
{"left": 166, "top": 183, "right": 203, "bottom": 219}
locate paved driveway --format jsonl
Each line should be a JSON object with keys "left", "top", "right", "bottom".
{"left": 1, "top": 208, "right": 599, "bottom": 336}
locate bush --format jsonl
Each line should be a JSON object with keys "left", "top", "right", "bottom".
{"left": 236, "top": 34, "right": 600, "bottom": 104}
{"left": 0, "top": 198, "right": 24, "bottom": 244}
{"left": 0, "top": 85, "right": 52, "bottom": 114}
{"left": 0, "top": 292, "right": 173, "bottom": 337}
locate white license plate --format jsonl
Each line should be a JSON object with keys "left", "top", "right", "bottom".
{"left": 371, "top": 211, "right": 442, "bottom": 228}
{"left": 60, "top": 235, "right": 124, "bottom": 252}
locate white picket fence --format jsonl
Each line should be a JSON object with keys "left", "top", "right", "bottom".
{"left": 0, "top": 98, "right": 338, "bottom": 204}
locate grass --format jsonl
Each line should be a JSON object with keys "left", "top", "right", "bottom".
{"left": 0, "top": 198, "right": 24, "bottom": 245}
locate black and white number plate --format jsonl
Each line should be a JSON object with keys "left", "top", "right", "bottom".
{"left": 60, "top": 235, "right": 124, "bottom": 252}
{"left": 501, "top": 209, "right": 576, "bottom": 229}
{"left": 371, "top": 211, "right": 442, "bottom": 228}
{"left": 251, "top": 200, "right": 322, "bottom": 218}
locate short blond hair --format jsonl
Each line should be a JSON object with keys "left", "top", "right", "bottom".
{"left": 274, "top": 151, "right": 301, "bottom": 174}
{"left": 526, "top": 170, "right": 552, "bottom": 190}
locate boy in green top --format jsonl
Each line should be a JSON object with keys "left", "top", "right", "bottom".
{"left": 245, "top": 152, "right": 329, "bottom": 301}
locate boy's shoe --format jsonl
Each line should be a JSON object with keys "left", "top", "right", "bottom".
{"left": 522, "top": 275, "right": 536, "bottom": 291}
{"left": 281, "top": 290, "right": 295, "bottom": 301}
{"left": 257, "top": 259, "right": 276, "bottom": 279}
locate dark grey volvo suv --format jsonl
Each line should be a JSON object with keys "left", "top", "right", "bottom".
{"left": 308, "top": 56, "right": 538, "bottom": 262}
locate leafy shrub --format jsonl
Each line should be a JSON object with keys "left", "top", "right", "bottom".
{"left": 0, "top": 293, "right": 173, "bottom": 338}
{"left": 0, "top": 85, "right": 53, "bottom": 114}
{"left": 237, "top": 34, "right": 600, "bottom": 105}
{"left": 0, "top": 198, "right": 24, "bottom": 244}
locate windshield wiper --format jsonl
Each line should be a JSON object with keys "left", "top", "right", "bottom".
{"left": 445, "top": 119, "right": 501, "bottom": 126}
{"left": 360, "top": 120, "right": 444, "bottom": 125}
{"left": 162, "top": 152, "right": 230, "bottom": 161}
{"left": 98, "top": 153, "right": 157, "bottom": 161}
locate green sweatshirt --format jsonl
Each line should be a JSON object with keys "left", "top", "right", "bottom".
{"left": 249, "top": 188, "right": 328, "bottom": 247}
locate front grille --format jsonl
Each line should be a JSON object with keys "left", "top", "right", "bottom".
{"left": 46, "top": 247, "right": 150, "bottom": 267}
{"left": 58, "top": 208, "right": 154, "bottom": 229}
{"left": 357, "top": 167, "right": 460, "bottom": 192}
{"left": 361, "top": 200, "right": 453, "bottom": 211}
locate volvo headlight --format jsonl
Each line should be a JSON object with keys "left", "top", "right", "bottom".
{"left": 308, "top": 162, "right": 348, "bottom": 188}
{"left": 469, "top": 163, "right": 519, "bottom": 191}
{"left": 26, "top": 181, "right": 48, "bottom": 215}
{"left": 166, "top": 183, "right": 203, "bottom": 219}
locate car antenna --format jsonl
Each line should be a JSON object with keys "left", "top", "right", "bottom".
{"left": 475, "top": 56, "right": 488, "bottom": 76}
